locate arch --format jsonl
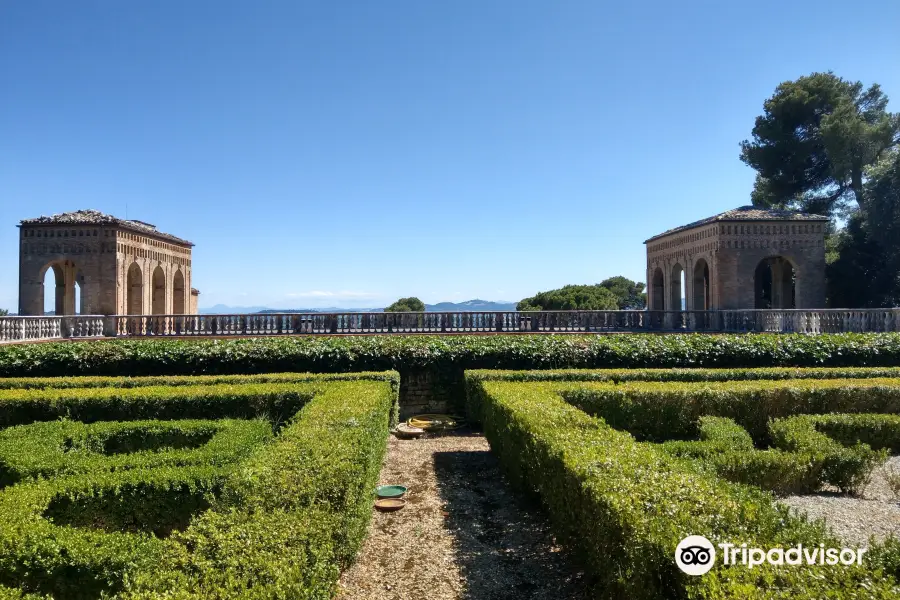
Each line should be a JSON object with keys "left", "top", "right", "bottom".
{"left": 670, "top": 263, "right": 684, "bottom": 311}
{"left": 650, "top": 267, "right": 665, "bottom": 310}
{"left": 127, "top": 263, "right": 143, "bottom": 315}
{"left": 692, "top": 258, "right": 710, "bottom": 310}
{"left": 152, "top": 266, "right": 166, "bottom": 314}
{"left": 173, "top": 270, "right": 185, "bottom": 314}
{"left": 41, "top": 263, "right": 65, "bottom": 315}
{"left": 754, "top": 257, "right": 795, "bottom": 309}
{"left": 74, "top": 270, "right": 85, "bottom": 315}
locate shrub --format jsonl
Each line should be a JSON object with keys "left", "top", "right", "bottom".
{"left": 0, "top": 371, "right": 399, "bottom": 390}
{"left": 658, "top": 417, "right": 825, "bottom": 495}
{"left": 4, "top": 334, "right": 900, "bottom": 379}
{"left": 0, "top": 382, "right": 316, "bottom": 429}
{"left": 769, "top": 414, "right": 892, "bottom": 493}
{"left": 119, "top": 380, "right": 394, "bottom": 598}
{"left": 0, "top": 465, "right": 225, "bottom": 599}
{"left": 468, "top": 378, "right": 900, "bottom": 598}
{"left": 0, "top": 418, "right": 272, "bottom": 488}
{"left": 464, "top": 367, "right": 900, "bottom": 423}
{"left": 559, "top": 378, "right": 900, "bottom": 444}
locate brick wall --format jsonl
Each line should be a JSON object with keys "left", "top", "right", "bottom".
{"left": 398, "top": 368, "right": 466, "bottom": 419}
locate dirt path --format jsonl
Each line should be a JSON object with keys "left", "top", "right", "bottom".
{"left": 337, "top": 430, "right": 590, "bottom": 600}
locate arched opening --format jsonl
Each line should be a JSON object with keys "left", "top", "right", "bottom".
{"left": 127, "top": 263, "right": 143, "bottom": 315}
{"left": 754, "top": 257, "right": 795, "bottom": 309}
{"left": 152, "top": 266, "right": 166, "bottom": 314}
{"left": 670, "top": 264, "right": 684, "bottom": 311}
{"left": 42, "top": 264, "right": 65, "bottom": 315}
{"left": 650, "top": 268, "right": 664, "bottom": 310}
{"left": 692, "top": 259, "right": 710, "bottom": 310}
{"left": 173, "top": 270, "right": 185, "bottom": 314}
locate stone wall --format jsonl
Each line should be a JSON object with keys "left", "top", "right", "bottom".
{"left": 398, "top": 368, "right": 466, "bottom": 420}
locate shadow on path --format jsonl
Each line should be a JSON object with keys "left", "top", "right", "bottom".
{"left": 433, "top": 434, "right": 591, "bottom": 600}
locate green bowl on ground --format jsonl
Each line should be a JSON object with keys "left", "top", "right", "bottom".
{"left": 376, "top": 485, "right": 407, "bottom": 499}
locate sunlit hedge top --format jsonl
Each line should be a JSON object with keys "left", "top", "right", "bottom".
{"left": 2, "top": 333, "right": 900, "bottom": 377}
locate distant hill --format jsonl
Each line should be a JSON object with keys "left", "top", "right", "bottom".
{"left": 199, "top": 299, "right": 518, "bottom": 314}
{"left": 425, "top": 299, "right": 517, "bottom": 312}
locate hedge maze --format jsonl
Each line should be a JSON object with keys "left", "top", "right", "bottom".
{"left": 0, "top": 372, "right": 397, "bottom": 600}
{"left": 466, "top": 369, "right": 900, "bottom": 599}
{"left": 5, "top": 335, "right": 900, "bottom": 598}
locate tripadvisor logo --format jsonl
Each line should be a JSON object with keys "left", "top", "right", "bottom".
{"left": 675, "top": 535, "right": 868, "bottom": 576}
{"left": 676, "top": 536, "right": 716, "bottom": 575}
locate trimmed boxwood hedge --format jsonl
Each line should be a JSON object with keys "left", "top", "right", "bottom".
{"left": 468, "top": 378, "right": 900, "bottom": 598}
{"left": 4, "top": 334, "right": 900, "bottom": 378}
{"left": 0, "top": 382, "right": 317, "bottom": 430}
{"left": 119, "top": 379, "right": 394, "bottom": 599}
{"left": 464, "top": 367, "right": 900, "bottom": 424}
{"left": 0, "top": 371, "right": 400, "bottom": 390}
{"left": 0, "top": 418, "right": 272, "bottom": 487}
{"left": 769, "top": 414, "right": 900, "bottom": 492}
{"left": 658, "top": 417, "right": 826, "bottom": 495}
{"left": 0, "top": 465, "right": 226, "bottom": 599}
{"left": 559, "top": 378, "right": 900, "bottom": 444}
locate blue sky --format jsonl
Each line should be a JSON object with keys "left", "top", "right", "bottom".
{"left": 2, "top": 1, "right": 899, "bottom": 310}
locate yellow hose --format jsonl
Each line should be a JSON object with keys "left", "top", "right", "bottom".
{"left": 407, "top": 414, "right": 465, "bottom": 431}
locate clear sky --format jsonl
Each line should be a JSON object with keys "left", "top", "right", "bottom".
{"left": 2, "top": 1, "right": 898, "bottom": 310}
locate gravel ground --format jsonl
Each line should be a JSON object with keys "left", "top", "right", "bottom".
{"left": 780, "top": 455, "right": 900, "bottom": 546}
{"left": 337, "top": 430, "right": 590, "bottom": 600}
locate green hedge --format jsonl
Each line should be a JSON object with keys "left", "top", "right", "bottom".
{"left": 0, "top": 371, "right": 399, "bottom": 390}
{"left": 119, "top": 379, "right": 394, "bottom": 599}
{"left": 0, "top": 418, "right": 272, "bottom": 487}
{"left": 0, "top": 465, "right": 225, "bottom": 599}
{"left": 657, "top": 415, "right": 881, "bottom": 495}
{"left": 4, "top": 334, "right": 900, "bottom": 378}
{"left": 468, "top": 378, "right": 900, "bottom": 598}
{"left": 559, "top": 378, "right": 900, "bottom": 444}
{"left": 794, "top": 413, "right": 900, "bottom": 452}
{"left": 770, "top": 414, "right": 896, "bottom": 492}
{"left": 464, "top": 367, "right": 900, "bottom": 424}
{"left": 0, "top": 371, "right": 400, "bottom": 428}
{"left": 0, "top": 382, "right": 317, "bottom": 430}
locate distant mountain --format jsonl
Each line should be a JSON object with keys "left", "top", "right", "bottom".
{"left": 199, "top": 304, "right": 271, "bottom": 315}
{"left": 425, "top": 299, "right": 517, "bottom": 312}
{"left": 199, "top": 299, "right": 518, "bottom": 314}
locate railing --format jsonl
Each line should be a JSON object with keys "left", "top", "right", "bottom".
{"left": 3, "top": 309, "right": 900, "bottom": 343}
{"left": 0, "top": 315, "right": 106, "bottom": 344}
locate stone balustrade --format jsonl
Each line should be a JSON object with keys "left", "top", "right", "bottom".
{"left": 0, "top": 315, "right": 106, "bottom": 344}
{"left": 2, "top": 309, "right": 900, "bottom": 344}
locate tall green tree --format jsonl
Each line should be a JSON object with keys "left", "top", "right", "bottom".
{"left": 740, "top": 72, "right": 899, "bottom": 217}
{"left": 384, "top": 297, "right": 426, "bottom": 312}
{"left": 829, "top": 149, "right": 900, "bottom": 307}
{"left": 518, "top": 284, "right": 620, "bottom": 311}
{"left": 598, "top": 276, "right": 647, "bottom": 309}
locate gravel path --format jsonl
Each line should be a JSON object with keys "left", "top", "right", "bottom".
{"left": 780, "top": 456, "right": 900, "bottom": 546}
{"left": 337, "top": 430, "right": 590, "bottom": 600}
